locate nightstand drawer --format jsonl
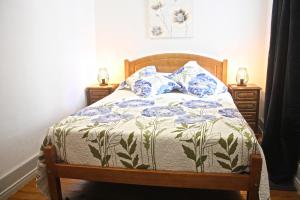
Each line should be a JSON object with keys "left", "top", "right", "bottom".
{"left": 235, "top": 101, "right": 257, "bottom": 111}
{"left": 90, "top": 90, "right": 110, "bottom": 97}
{"left": 232, "top": 90, "right": 258, "bottom": 101}
{"left": 86, "top": 84, "right": 118, "bottom": 106}
{"left": 228, "top": 84, "right": 261, "bottom": 134}
{"left": 89, "top": 98, "right": 101, "bottom": 104}
{"left": 241, "top": 112, "right": 257, "bottom": 121}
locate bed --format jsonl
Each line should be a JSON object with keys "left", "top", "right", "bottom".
{"left": 37, "top": 53, "right": 269, "bottom": 200}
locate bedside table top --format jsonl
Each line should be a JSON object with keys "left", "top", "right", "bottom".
{"left": 88, "top": 83, "right": 119, "bottom": 89}
{"left": 228, "top": 84, "right": 261, "bottom": 90}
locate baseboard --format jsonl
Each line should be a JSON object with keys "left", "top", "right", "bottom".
{"left": 0, "top": 154, "right": 38, "bottom": 199}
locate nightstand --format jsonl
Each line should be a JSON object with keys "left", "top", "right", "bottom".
{"left": 228, "top": 84, "right": 261, "bottom": 136}
{"left": 86, "top": 84, "right": 118, "bottom": 106}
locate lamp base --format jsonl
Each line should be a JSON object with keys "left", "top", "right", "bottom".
{"left": 99, "top": 83, "right": 108, "bottom": 86}
{"left": 237, "top": 83, "right": 247, "bottom": 86}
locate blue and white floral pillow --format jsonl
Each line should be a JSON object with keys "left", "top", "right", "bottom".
{"left": 119, "top": 65, "right": 157, "bottom": 90}
{"left": 119, "top": 66, "right": 180, "bottom": 97}
{"left": 131, "top": 73, "right": 180, "bottom": 97}
{"left": 131, "top": 73, "right": 181, "bottom": 97}
{"left": 168, "top": 61, "right": 227, "bottom": 97}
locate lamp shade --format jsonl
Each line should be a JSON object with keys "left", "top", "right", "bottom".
{"left": 97, "top": 68, "right": 109, "bottom": 86}
{"left": 236, "top": 67, "right": 249, "bottom": 86}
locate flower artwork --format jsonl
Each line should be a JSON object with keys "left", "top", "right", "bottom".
{"left": 148, "top": 0, "right": 193, "bottom": 38}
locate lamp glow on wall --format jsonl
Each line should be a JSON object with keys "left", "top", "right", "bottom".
{"left": 97, "top": 68, "right": 109, "bottom": 86}
{"left": 236, "top": 67, "right": 249, "bottom": 86}
{"left": 97, "top": 54, "right": 124, "bottom": 83}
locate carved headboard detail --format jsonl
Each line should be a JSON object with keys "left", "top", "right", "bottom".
{"left": 124, "top": 53, "right": 227, "bottom": 84}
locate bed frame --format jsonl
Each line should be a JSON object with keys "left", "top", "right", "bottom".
{"left": 44, "top": 53, "right": 262, "bottom": 200}
{"left": 125, "top": 53, "right": 227, "bottom": 84}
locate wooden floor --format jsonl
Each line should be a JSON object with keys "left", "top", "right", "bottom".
{"left": 8, "top": 179, "right": 300, "bottom": 200}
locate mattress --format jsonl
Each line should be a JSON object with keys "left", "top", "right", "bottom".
{"left": 37, "top": 88, "right": 270, "bottom": 199}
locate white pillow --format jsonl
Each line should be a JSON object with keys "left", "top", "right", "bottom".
{"left": 186, "top": 61, "right": 227, "bottom": 94}
{"left": 119, "top": 66, "right": 157, "bottom": 89}
{"left": 119, "top": 66, "right": 180, "bottom": 97}
{"left": 168, "top": 61, "right": 227, "bottom": 97}
{"left": 131, "top": 73, "right": 181, "bottom": 97}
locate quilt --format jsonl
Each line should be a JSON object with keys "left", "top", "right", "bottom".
{"left": 36, "top": 89, "right": 270, "bottom": 200}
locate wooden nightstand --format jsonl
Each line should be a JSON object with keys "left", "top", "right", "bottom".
{"left": 86, "top": 84, "right": 118, "bottom": 106}
{"left": 228, "top": 84, "right": 261, "bottom": 135}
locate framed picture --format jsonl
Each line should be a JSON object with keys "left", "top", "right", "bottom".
{"left": 148, "top": 0, "right": 193, "bottom": 38}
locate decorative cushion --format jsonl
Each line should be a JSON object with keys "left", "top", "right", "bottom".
{"left": 131, "top": 73, "right": 181, "bottom": 97}
{"left": 119, "top": 66, "right": 157, "bottom": 90}
{"left": 168, "top": 61, "right": 227, "bottom": 97}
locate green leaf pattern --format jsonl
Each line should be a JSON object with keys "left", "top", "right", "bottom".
{"left": 214, "top": 133, "right": 248, "bottom": 172}
{"left": 42, "top": 98, "right": 259, "bottom": 174}
{"left": 117, "top": 132, "right": 150, "bottom": 169}
{"left": 173, "top": 119, "right": 219, "bottom": 172}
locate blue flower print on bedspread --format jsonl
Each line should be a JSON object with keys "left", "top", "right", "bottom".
{"left": 115, "top": 99, "right": 155, "bottom": 108}
{"left": 72, "top": 106, "right": 111, "bottom": 117}
{"left": 182, "top": 100, "right": 222, "bottom": 109}
{"left": 218, "top": 108, "right": 242, "bottom": 118}
{"left": 92, "top": 113, "right": 133, "bottom": 123}
{"left": 133, "top": 79, "right": 152, "bottom": 97}
{"left": 176, "top": 114, "right": 216, "bottom": 124}
{"left": 142, "top": 106, "right": 185, "bottom": 117}
{"left": 188, "top": 73, "right": 217, "bottom": 97}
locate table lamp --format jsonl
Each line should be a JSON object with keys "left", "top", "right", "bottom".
{"left": 97, "top": 68, "right": 109, "bottom": 86}
{"left": 236, "top": 67, "right": 249, "bottom": 86}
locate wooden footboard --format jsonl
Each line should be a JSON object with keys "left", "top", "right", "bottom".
{"left": 44, "top": 145, "right": 262, "bottom": 200}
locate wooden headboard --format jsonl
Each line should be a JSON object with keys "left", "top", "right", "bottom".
{"left": 124, "top": 53, "right": 228, "bottom": 84}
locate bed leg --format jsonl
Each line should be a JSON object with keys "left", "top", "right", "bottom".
{"left": 44, "top": 145, "right": 63, "bottom": 200}
{"left": 247, "top": 154, "right": 262, "bottom": 200}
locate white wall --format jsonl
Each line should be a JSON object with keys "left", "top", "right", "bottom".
{"left": 95, "top": 0, "right": 273, "bottom": 121}
{"left": 0, "top": 0, "right": 272, "bottom": 183}
{"left": 0, "top": 0, "right": 96, "bottom": 178}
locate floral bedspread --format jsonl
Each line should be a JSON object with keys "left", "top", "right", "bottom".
{"left": 36, "top": 89, "right": 270, "bottom": 199}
